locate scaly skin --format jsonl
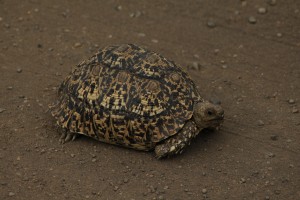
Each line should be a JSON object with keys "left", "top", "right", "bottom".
{"left": 154, "top": 120, "right": 200, "bottom": 158}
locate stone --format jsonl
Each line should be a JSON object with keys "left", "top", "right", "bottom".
{"left": 248, "top": 16, "right": 257, "bottom": 24}
{"left": 258, "top": 7, "right": 267, "bottom": 14}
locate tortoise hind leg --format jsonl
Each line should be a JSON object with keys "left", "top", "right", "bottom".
{"left": 59, "top": 129, "right": 78, "bottom": 144}
{"left": 154, "top": 121, "right": 200, "bottom": 159}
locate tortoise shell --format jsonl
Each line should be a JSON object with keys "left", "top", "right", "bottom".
{"left": 51, "top": 44, "right": 202, "bottom": 150}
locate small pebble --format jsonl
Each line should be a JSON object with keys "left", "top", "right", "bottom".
{"left": 257, "top": 120, "right": 265, "bottom": 126}
{"left": 265, "top": 196, "right": 270, "bottom": 200}
{"left": 1, "top": 181, "right": 7, "bottom": 186}
{"left": 135, "top": 11, "right": 142, "bottom": 17}
{"left": 268, "top": 0, "right": 277, "bottom": 6}
{"left": 8, "top": 192, "right": 15, "bottom": 197}
{"left": 115, "top": 5, "right": 122, "bottom": 11}
{"left": 0, "top": 108, "right": 6, "bottom": 113}
{"left": 70, "top": 154, "right": 75, "bottom": 158}
{"left": 270, "top": 135, "right": 278, "bottom": 141}
{"left": 288, "top": 99, "right": 295, "bottom": 104}
{"left": 188, "top": 62, "right": 201, "bottom": 70}
{"left": 258, "top": 7, "right": 267, "bottom": 14}
{"left": 276, "top": 33, "right": 282, "bottom": 37}
{"left": 37, "top": 43, "right": 43, "bottom": 48}
{"left": 17, "top": 68, "right": 23, "bottom": 73}
{"left": 151, "top": 39, "right": 158, "bottom": 43}
{"left": 202, "top": 188, "right": 207, "bottom": 194}
{"left": 113, "top": 186, "right": 119, "bottom": 191}
{"left": 74, "top": 42, "right": 82, "bottom": 48}
{"left": 137, "top": 32, "right": 146, "bottom": 37}
{"left": 92, "top": 158, "right": 97, "bottom": 162}
{"left": 158, "top": 195, "right": 164, "bottom": 200}
{"left": 274, "top": 190, "right": 280, "bottom": 195}
{"left": 248, "top": 16, "right": 257, "bottom": 24}
{"left": 267, "top": 152, "right": 275, "bottom": 158}
{"left": 240, "top": 178, "right": 246, "bottom": 183}
{"left": 129, "top": 11, "right": 141, "bottom": 18}
{"left": 123, "top": 178, "right": 129, "bottom": 183}
{"left": 207, "top": 20, "right": 216, "bottom": 28}
{"left": 7, "top": 86, "right": 13, "bottom": 90}
{"left": 222, "top": 65, "right": 228, "bottom": 69}
{"left": 292, "top": 107, "right": 299, "bottom": 113}
{"left": 0, "top": 17, "right": 3, "bottom": 21}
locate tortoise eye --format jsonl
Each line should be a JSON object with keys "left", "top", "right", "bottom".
{"left": 206, "top": 109, "right": 215, "bottom": 116}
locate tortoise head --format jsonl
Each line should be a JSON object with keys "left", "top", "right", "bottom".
{"left": 193, "top": 101, "right": 224, "bottom": 129}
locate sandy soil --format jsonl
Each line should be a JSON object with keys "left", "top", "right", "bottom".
{"left": 0, "top": 0, "right": 299, "bottom": 199}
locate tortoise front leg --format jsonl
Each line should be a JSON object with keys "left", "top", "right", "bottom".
{"left": 154, "top": 120, "right": 200, "bottom": 159}
{"left": 59, "top": 128, "right": 78, "bottom": 144}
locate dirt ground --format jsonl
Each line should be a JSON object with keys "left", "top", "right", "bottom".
{"left": 0, "top": 0, "right": 299, "bottom": 199}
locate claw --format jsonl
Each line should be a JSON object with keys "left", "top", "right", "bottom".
{"left": 71, "top": 133, "right": 77, "bottom": 141}
{"left": 59, "top": 131, "right": 78, "bottom": 144}
{"left": 64, "top": 132, "right": 73, "bottom": 143}
{"left": 59, "top": 131, "right": 67, "bottom": 144}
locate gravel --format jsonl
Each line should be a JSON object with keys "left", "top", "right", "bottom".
{"left": 292, "top": 107, "right": 299, "bottom": 113}
{"left": 202, "top": 188, "right": 207, "bottom": 194}
{"left": 288, "top": 99, "right": 295, "bottom": 104}
{"left": 274, "top": 189, "right": 281, "bottom": 195}
{"left": 207, "top": 20, "right": 216, "bottom": 28}
{"left": 17, "top": 68, "right": 23, "bottom": 73}
{"left": 158, "top": 195, "right": 164, "bottom": 200}
{"left": 8, "top": 192, "right": 15, "bottom": 197}
{"left": 240, "top": 178, "right": 246, "bottom": 183}
{"left": 188, "top": 62, "right": 201, "bottom": 70}
{"left": 257, "top": 120, "right": 265, "bottom": 126}
{"left": 270, "top": 135, "right": 278, "bottom": 141}
{"left": 74, "top": 42, "right": 82, "bottom": 48}
{"left": 123, "top": 178, "right": 129, "bottom": 183}
{"left": 115, "top": 5, "right": 122, "bottom": 11}
{"left": 137, "top": 32, "right": 146, "bottom": 37}
{"left": 268, "top": 0, "right": 277, "bottom": 6}
{"left": 248, "top": 16, "right": 257, "bottom": 24}
{"left": 258, "top": 7, "right": 267, "bottom": 14}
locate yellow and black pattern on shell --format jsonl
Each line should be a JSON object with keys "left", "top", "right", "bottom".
{"left": 51, "top": 44, "right": 202, "bottom": 150}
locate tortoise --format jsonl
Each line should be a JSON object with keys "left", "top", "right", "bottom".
{"left": 50, "top": 44, "right": 224, "bottom": 158}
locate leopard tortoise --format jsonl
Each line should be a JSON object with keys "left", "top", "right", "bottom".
{"left": 50, "top": 44, "right": 224, "bottom": 158}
